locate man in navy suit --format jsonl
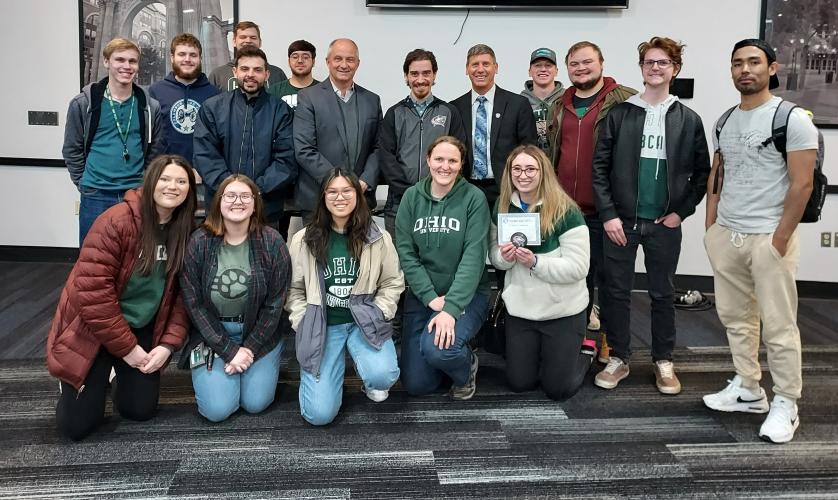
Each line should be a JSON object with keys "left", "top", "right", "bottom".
{"left": 451, "top": 44, "right": 538, "bottom": 210}
{"left": 294, "top": 38, "right": 382, "bottom": 221}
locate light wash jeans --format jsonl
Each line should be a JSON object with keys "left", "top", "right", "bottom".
{"left": 191, "top": 321, "right": 283, "bottom": 422}
{"left": 299, "top": 322, "right": 399, "bottom": 426}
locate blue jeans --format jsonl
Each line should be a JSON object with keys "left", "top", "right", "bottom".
{"left": 191, "top": 322, "right": 283, "bottom": 422}
{"left": 78, "top": 186, "right": 127, "bottom": 245}
{"left": 400, "top": 292, "right": 489, "bottom": 395}
{"left": 602, "top": 218, "right": 682, "bottom": 362}
{"left": 299, "top": 322, "right": 399, "bottom": 426}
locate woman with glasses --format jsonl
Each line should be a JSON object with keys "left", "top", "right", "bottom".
{"left": 396, "top": 136, "right": 490, "bottom": 401}
{"left": 47, "top": 155, "right": 196, "bottom": 440}
{"left": 286, "top": 168, "right": 403, "bottom": 425}
{"left": 490, "top": 145, "right": 592, "bottom": 401}
{"left": 180, "top": 174, "right": 291, "bottom": 422}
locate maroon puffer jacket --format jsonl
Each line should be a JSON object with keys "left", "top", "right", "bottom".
{"left": 46, "top": 189, "right": 189, "bottom": 390}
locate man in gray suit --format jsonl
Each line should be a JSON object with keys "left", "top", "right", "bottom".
{"left": 294, "top": 38, "right": 382, "bottom": 221}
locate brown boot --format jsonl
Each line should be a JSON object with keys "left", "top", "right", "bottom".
{"left": 597, "top": 331, "right": 610, "bottom": 364}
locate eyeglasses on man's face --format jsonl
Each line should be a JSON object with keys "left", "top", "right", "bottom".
{"left": 641, "top": 59, "right": 673, "bottom": 68}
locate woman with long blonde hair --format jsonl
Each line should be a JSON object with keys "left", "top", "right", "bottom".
{"left": 490, "top": 144, "right": 592, "bottom": 401}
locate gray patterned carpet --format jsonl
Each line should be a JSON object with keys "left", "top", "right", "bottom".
{"left": 1, "top": 261, "right": 837, "bottom": 498}
{"left": 1, "top": 344, "right": 837, "bottom": 499}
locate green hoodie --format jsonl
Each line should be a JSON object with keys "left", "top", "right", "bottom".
{"left": 395, "top": 176, "right": 490, "bottom": 317}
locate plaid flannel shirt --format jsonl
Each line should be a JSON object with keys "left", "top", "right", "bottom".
{"left": 180, "top": 226, "right": 291, "bottom": 363}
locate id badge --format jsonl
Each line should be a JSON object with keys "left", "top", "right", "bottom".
{"left": 189, "top": 342, "right": 208, "bottom": 369}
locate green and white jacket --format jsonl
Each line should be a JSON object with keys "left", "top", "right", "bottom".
{"left": 489, "top": 192, "right": 590, "bottom": 321}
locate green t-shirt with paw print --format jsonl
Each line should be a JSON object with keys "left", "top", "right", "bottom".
{"left": 210, "top": 240, "right": 251, "bottom": 317}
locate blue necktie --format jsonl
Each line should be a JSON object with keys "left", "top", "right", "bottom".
{"left": 473, "top": 96, "right": 488, "bottom": 179}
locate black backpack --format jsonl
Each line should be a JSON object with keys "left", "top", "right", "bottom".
{"left": 714, "top": 99, "right": 827, "bottom": 223}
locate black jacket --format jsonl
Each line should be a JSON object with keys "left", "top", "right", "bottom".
{"left": 592, "top": 100, "right": 710, "bottom": 223}
{"left": 380, "top": 96, "right": 467, "bottom": 196}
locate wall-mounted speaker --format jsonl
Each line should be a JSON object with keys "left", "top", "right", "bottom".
{"left": 671, "top": 78, "right": 694, "bottom": 99}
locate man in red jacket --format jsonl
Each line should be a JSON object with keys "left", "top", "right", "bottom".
{"left": 547, "top": 41, "right": 635, "bottom": 362}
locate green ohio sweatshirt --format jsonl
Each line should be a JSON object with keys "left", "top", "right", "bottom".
{"left": 395, "top": 175, "right": 490, "bottom": 317}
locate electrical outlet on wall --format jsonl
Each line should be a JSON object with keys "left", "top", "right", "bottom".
{"left": 834, "top": 233, "right": 838, "bottom": 249}
{"left": 74, "top": 201, "right": 80, "bottom": 215}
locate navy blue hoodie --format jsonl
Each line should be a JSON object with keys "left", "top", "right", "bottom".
{"left": 149, "top": 72, "right": 219, "bottom": 161}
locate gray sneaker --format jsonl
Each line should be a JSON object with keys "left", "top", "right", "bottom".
{"left": 594, "top": 356, "right": 629, "bottom": 390}
{"left": 450, "top": 350, "right": 479, "bottom": 400}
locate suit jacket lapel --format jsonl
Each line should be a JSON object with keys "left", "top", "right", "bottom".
{"left": 490, "top": 87, "right": 507, "bottom": 155}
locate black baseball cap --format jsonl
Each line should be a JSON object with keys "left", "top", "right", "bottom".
{"left": 731, "top": 38, "right": 780, "bottom": 90}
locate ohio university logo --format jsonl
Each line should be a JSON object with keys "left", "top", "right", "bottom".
{"left": 170, "top": 99, "right": 201, "bottom": 134}
{"left": 413, "top": 215, "right": 461, "bottom": 235}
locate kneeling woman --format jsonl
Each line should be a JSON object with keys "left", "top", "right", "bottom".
{"left": 396, "top": 136, "right": 490, "bottom": 400}
{"left": 180, "top": 175, "right": 291, "bottom": 422}
{"left": 47, "top": 155, "right": 196, "bottom": 440}
{"left": 489, "top": 145, "right": 591, "bottom": 400}
{"left": 287, "top": 169, "right": 403, "bottom": 426}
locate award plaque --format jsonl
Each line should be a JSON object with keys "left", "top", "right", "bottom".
{"left": 497, "top": 212, "right": 541, "bottom": 246}
{"left": 510, "top": 232, "right": 528, "bottom": 248}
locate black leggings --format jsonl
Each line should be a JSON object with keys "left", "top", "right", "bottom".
{"left": 505, "top": 311, "right": 591, "bottom": 401}
{"left": 55, "top": 324, "right": 161, "bottom": 441}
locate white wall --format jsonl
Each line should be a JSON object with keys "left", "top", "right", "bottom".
{"left": 2, "top": 0, "right": 837, "bottom": 282}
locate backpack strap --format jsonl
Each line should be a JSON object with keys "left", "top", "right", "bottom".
{"left": 764, "top": 99, "right": 798, "bottom": 161}
{"left": 714, "top": 105, "right": 737, "bottom": 144}
{"left": 712, "top": 105, "right": 737, "bottom": 195}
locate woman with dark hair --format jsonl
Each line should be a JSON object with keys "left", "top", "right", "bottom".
{"left": 47, "top": 154, "right": 196, "bottom": 441}
{"left": 396, "top": 135, "right": 491, "bottom": 400}
{"left": 180, "top": 174, "right": 291, "bottom": 422}
{"left": 286, "top": 168, "right": 403, "bottom": 426}
{"left": 490, "top": 145, "right": 592, "bottom": 401}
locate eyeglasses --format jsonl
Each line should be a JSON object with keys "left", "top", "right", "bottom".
{"left": 222, "top": 192, "right": 254, "bottom": 204}
{"left": 510, "top": 167, "right": 540, "bottom": 178}
{"left": 641, "top": 59, "right": 674, "bottom": 68}
{"left": 325, "top": 189, "right": 356, "bottom": 201}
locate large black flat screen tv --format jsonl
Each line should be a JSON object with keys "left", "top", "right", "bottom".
{"left": 368, "top": 0, "right": 628, "bottom": 8}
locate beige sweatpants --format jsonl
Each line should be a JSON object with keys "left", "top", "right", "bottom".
{"left": 704, "top": 223, "right": 802, "bottom": 400}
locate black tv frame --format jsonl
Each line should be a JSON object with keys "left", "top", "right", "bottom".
{"left": 367, "top": 0, "right": 628, "bottom": 8}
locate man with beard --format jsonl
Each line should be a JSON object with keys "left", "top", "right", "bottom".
{"left": 702, "top": 39, "right": 817, "bottom": 444}
{"left": 452, "top": 44, "right": 538, "bottom": 211}
{"left": 194, "top": 46, "right": 297, "bottom": 227}
{"left": 380, "top": 48, "right": 467, "bottom": 239}
{"left": 149, "top": 33, "right": 219, "bottom": 162}
{"left": 547, "top": 41, "right": 636, "bottom": 362}
{"left": 294, "top": 38, "right": 383, "bottom": 222}
{"left": 63, "top": 37, "right": 165, "bottom": 243}
{"left": 208, "top": 21, "right": 287, "bottom": 92}
{"left": 521, "top": 48, "right": 564, "bottom": 153}
{"left": 268, "top": 40, "right": 319, "bottom": 110}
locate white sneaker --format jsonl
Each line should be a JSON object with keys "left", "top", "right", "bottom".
{"left": 759, "top": 396, "right": 800, "bottom": 444}
{"left": 702, "top": 375, "right": 769, "bottom": 413}
{"left": 363, "top": 387, "right": 389, "bottom": 403}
